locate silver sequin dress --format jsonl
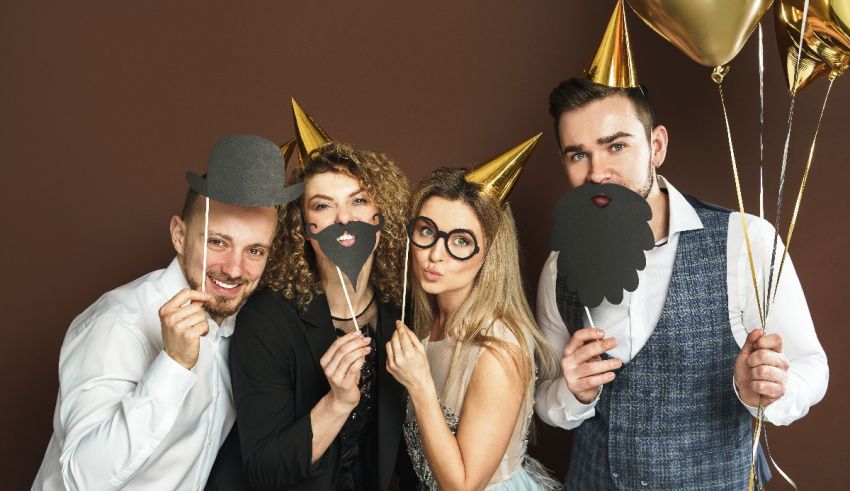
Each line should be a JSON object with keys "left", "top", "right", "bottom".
{"left": 402, "top": 322, "right": 560, "bottom": 490}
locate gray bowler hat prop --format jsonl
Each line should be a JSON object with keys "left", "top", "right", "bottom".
{"left": 186, "top": 134, "right": 304, "bottom": 207}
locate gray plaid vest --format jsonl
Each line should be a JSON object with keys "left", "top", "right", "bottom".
{"left": 555, "top": 197, "right": 752, "bottom": 490}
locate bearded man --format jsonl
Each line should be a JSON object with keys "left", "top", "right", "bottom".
{"left": 32, "top": 135, "right": 302, "bottom": 490}
{"left": 534, "top": 78, "right": 829, "bottom": 490}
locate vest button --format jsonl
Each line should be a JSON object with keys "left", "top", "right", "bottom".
{"left": 612, "top": 472, "right": 619, "bottom": 478}
{"left": 641, "top": 481, "right": 648, "bottom": 486}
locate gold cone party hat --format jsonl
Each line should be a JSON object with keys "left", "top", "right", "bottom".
{"left": 291, "top": 98, "right": 330, "bottom": 169}
{"left": 586, "top": 0, "right": 639, "bottom": 88}
{"left": 464, "top": 133, "right": 541, "bottom": 204}
{"left": 279, "top": 138, "right": 296, "bottom": 163}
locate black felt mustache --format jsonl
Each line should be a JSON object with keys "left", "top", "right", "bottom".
{"left": 306, "top": 214, "right": 384, "bottom": 290}
{"left": 551, "top": 183, "right": 655, "bottom": 307}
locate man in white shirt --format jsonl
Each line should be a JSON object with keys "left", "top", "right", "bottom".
{"left": 534, "top": 78, "right": 828, "bottom": 490}
{"left": 33, "top": 135, "right": 303, "bottom": 490}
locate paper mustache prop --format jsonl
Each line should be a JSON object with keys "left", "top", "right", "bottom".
{"left": 306, "top": 214, "right": 385, "bottom": 291}
{"left": 551, "top": 183, "right": 654, "bottom": 308}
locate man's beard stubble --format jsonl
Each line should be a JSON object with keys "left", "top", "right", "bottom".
{"left": 185, "top": 268, "right": 251, "bottom": 320}
{"left": 635, "top": 159, "right": 656, "bottom": 199}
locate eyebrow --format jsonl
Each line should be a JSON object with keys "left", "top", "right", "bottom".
{"left": 308, "top": 188, "right": 365, "bottom": 202}
{"left": 597, "top": 131, "right": 634, "bottom": 145}
{"left": 207, "top": 231, "right": 271, "bottom": 250}
{"left": 562, "top": 143, "right": 584, "bottom": 155}
{"left": 562, "top": 132, "right": 635, "bottom": 155}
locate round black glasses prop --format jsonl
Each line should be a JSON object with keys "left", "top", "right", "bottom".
{"left": 408, "top": 216, "right": 480, "bottom": 261}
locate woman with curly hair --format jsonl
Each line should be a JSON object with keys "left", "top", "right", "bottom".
{"left": 386, "top": 138, "right": 560, "bottom": 490}
{"left": 227, "top": 141, "right": 416, "bottom": 490}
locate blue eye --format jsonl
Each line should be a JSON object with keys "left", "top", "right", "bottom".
{"left": 571, "top": 152, "right": 586, "bottom": 161}
{"left": 611, "top": 143, "right": 625, "bottom": 152}
{"left": 452, "top": 236, "right": 470, "bottom": 247}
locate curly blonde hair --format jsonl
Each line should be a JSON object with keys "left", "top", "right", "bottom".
{"left": 263, "top": 141, "right": 410, "bottom": 311}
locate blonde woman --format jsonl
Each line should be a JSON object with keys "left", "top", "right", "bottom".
{"left": 386, "top": 146, "right": 560, "bottom": 490}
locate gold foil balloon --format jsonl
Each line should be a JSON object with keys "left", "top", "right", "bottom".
{"left": 291, "top": 98, "right": 330, "bottom": 169}
{"left": 464, "top": 133, "right": 542, "bottom": 204}
{"left": 808, "top": 0, "right": 850, "bottom": 52}
{"left": 627, "top": 0, "right": 774, "bottom": 68}
{"left": 587, "top": 0, "right": 639, "bottom": 87}
{"left": 799, "top": 0, "right": 850, "bottom": 75}
{"left": 776, "top": 1, "right": 850, "bottom": 92}
{"left": 776, "top": 1, "right": 831, "bottom": 92}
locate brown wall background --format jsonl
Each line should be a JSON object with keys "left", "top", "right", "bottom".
{"left": 2, "top": 1, "right": 847, "bottom": 488}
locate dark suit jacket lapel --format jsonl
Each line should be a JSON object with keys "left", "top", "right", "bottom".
{"left": 299, "top": 294, "right": 337, "bottom": 370}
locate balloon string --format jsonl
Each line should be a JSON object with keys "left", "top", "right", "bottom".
{"left": 715, "top": 78, "right": 767, "bottom": 491}
{"left": 758, "top": 22, "right": 765, "bottom": 222}
{"left": 336, "top": 266, "right": 360, "bottom": 333}
{"left": 749, "top": 401, "right": 767, "bottom": 491}
{"left": 774, "top": 78, "right": 834, "bottom": 299}
{"left": 765, "top": 0, "right": 809, "bottom": 322}
{"left": 400, "top": 235, "right": 410, "bottom": 322}
{"left": 762, "top": 426, "right": 799, "bottom": 490}
{"left": 201, "top": 197, "right": 209, "bottom": 294}
{"left": 716, "top": 81, "right": 764, "bottom": 327}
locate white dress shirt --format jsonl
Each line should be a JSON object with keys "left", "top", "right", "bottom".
{"left": 32, "top": 258, "right": 236, "bottom": 491}
{"left": 534, "top": 177, "right": 828, "bottom": 430}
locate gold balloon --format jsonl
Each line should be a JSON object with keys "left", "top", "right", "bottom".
{"left": 291, "top": 98, "right": 330, "bottom": 169}
{"left": 587, "top": 0, "right": 639, "bottom": 88}
{"left": 627, "top": 0, "right": 773, "bottom": 68}
{"left": 464, "top": 133, "right": 542, "bottom": 204}
{"left": 808, "top": 0, "right": 850, "bottom": 52}
{"left": 776, "top": 1, "right": 850, "bottom": 93}
{"left": 776, "top": 1, "right": 832, "bottom": 92}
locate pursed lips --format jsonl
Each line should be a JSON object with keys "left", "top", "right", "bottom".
{"left": 592, "top": 193, "right": 612, "bottom": 208}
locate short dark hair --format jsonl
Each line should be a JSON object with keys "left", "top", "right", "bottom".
{"left": 548, "top": 78, "right": 657, "bottom": 145}
{"left": 180, "top": 186, "right": 203, "bottom": 223}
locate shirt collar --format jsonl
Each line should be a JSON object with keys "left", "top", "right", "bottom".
{"left": 658, "top": 175, "right": 703, "bottom": 237}
{"left": 160, "top": 257, "right": 237, "bottom": 339}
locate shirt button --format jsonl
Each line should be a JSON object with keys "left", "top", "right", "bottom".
{"left": 206, "top": 437, "right": 212, "bottom": 446}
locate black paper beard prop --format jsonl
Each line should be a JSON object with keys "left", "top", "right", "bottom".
{"left": 551, "top": 183, "right": 655, "bottom": 307}
{"left": 306, "top": 214, "right": 384, "bottom": 290}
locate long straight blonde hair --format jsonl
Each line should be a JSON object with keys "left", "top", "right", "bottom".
{"left": 409, "top": 167, "right": 558, "bottom": 383}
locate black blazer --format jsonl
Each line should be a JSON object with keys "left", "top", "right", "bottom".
{"left": 206, "top": 288, "right": 414, "bottom": 491}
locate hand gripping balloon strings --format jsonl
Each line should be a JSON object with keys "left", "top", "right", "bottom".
{"left": 335, "top": 266, "right": 360, "bottom": 334}
{"left": 750, "top": 4, "right": 810, "bottom": 490}
{"left": 713, "top": 70, "right": 770, "bottom": 491}
{"left": 400, "top": 235, "right": 410, "bottom": 322}
{"left": 201, "top": 197, "right": 210, "bottom": 294}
